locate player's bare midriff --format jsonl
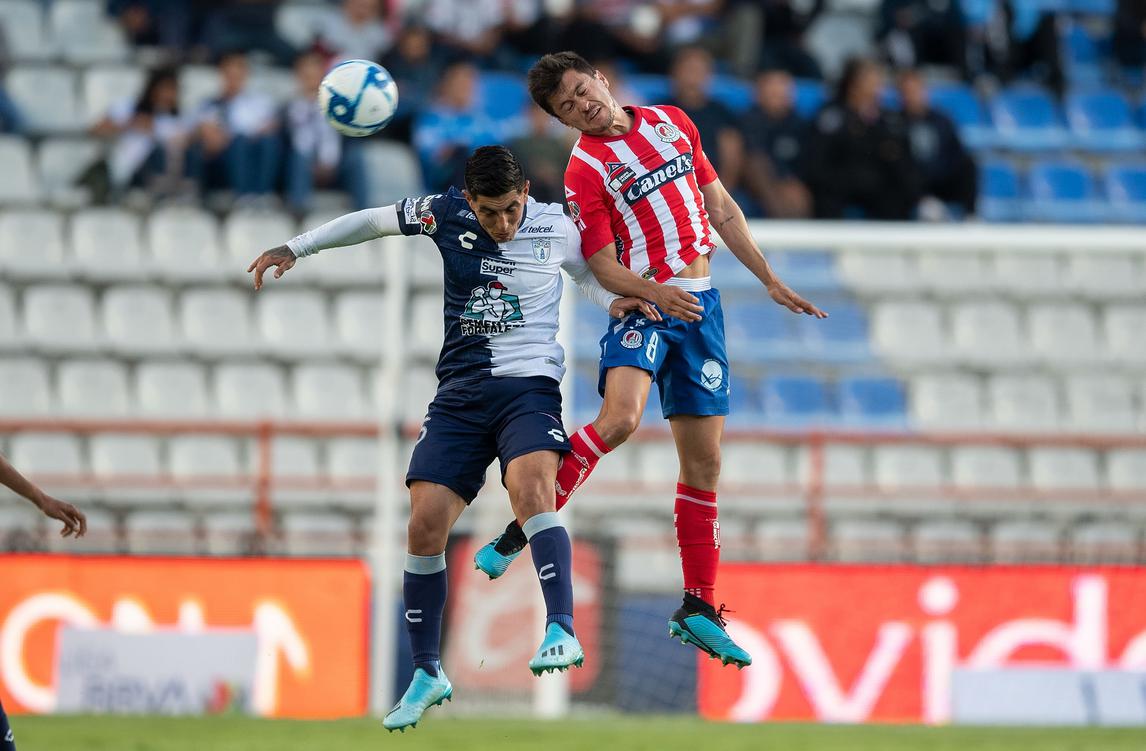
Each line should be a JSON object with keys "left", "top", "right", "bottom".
{"left": 673, "top": 253, "right": 710, "bottom": 279}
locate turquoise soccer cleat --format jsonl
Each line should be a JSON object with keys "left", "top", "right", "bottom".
{"left": 668, "top": 594, "right": 753, "bottom": 669}
{"left": 473, "top": 521, "right": 528, "bottom": 580}
{"left": 383, "top": 667, "right": 452, "bottom": 733}
{"left": 528, "top": 622, "right": 585, "bottom": 676}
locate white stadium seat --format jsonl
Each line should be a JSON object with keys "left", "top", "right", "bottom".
{"left": 102, "top": 285, "right": 180, "bottom": 356}
{"left": 1106, "top": 449, "right": 1146, "bottom": 491}
{"left": 81, "top": 65, "right": 147, "bottom": 125}
{"left": 213, "top": 363, "right": 288, "bottom": 419}
{"left": 180, "top": 288, "right": 254, "bottom": 356}
{"left": 1064, "top": 374, "right": 1136, "bottom": 433}
{"left": 837, "top": 250, "right": 915, "bottom": 294}
{"left": 950, "top": 301, "right": 1028, "bottom": 368}
{"left": 408, "top": 293, "right": 446, "bottom": 360}
{"left": 275, "top": 3, "right": 337, "bottom": 48}
{"left": 292, "top": 363, "right": 366, "bottom": 420}
{"left": 363, "top": 142, "right": 425, "bottom": 205}
{"left": 0, "top": 1, "right": 51, "bottom": 62}
{"left": 914, "top": 519, "right": 983, "bottom": 563}
{"left": 23, "top": 284, "right": 101, "bottom": 353}
{"left": 1065, "top": 253, "right": 1144, "bottom": 299}
{"left": 636, "top": 440, "right": 678, "bottom": 487}
{"left": 1071, "top": 522, "right": 1140, "bottom": 563}
{"left": 48, "top": 507, "right": 118, "bottom": 553}
{"left": 0, "top": 137, "right": 39, "bottom": 203}
{"left": 256, "top": 289, "right": 334, "bottom": 359}
{"left": 987, "top": 374, "right": 1060, "bottom": 432}
{"left": 327, "top": 437, "right": 379, "bottom": 479}
{"left": 396, "top": 366, "right": 437, "bottom": 425}
{"left": 796, "top": 444, "right": 870, "bottom": 486}
{"left": 1027, "top": 303, "right": 1100, "bottom": 366}
{"left": 409, "top": 241, "right": 444, "bottom": 289}
{"left": 136, "top": 361, "right": 210, "bottom": 418}
{"left": 57, "top": 359, "right": 130, "bottom": 417}
{"left": 70, "top": 209, "right": 148, "bottom": 282}
{"left": 871, "top": 301, "right": 946, "bottom": 366}
{"left": 89, "top": 432, "right": 166, "bottom": 503}
{"left": 0, "top": 210, "right": 68, "bottom": 279}
{"left": 910, "top": 373, "right": 984, "bottom": 430}
{"left": 9, "top": 432, "right": 84, "bottom": 477}
{"left": 281, "top": 511, "right": 355, "bottom": 555}
{"left": 37, "top": 138, "right": 102, "bottom": 207}
{"left": 1028, "top": 447, "right": 1100, "bottom": 491}
{"left": 0, "top": 358, "right": 52, "bottom": 416}
{"left": 1103, "top": 305, "right": 1146, "bottom": 366}
{"left": 302, "top": 209, "right": 385, "bottom": 286}
{"left": 914, "top": 251, "right": 986, "bottom": 296}
{"left": 950, "top": 445, "right": 1023, "bottom": 489}
{"left": 248, "top": 66, "right": 296, "bottom": 104}
{"left": 223, "top": 210, "right": 297, "bottom": 282}
{"left": 991, "top": 252, "right": 1063, "bottom": 298}
{"left": 755, "top": 518, "right": 810, "bottom": 561}
{"left": 169, "top": 435, "right": 246, "bottom": 505}
{"left": 6, "top": 67, "right": 79, "bottom": 134}
{"left": 873, "top": 445, "right": 945, "bottom": 490}
{"left": 267, "top": 436, "right": 322, "bottom": 507}
{"left": 334, "top": 292, "right": 386, "bottom": 360}
{"left": 720, "top": 443, "right": 790, "bottom": 485}
{"left": 0, "top": 284, "right": 17, "bottom": 350}
{"left": 126, "top": 510, "right": 199, "bottom": 555}
{"left": 49, "top": 0, "right": 129, "bottom": 64}
{"left": 203, "top": 510, "right": 259, "bottom": 556}
{"left": 832, "top": 519, "right": 906, "bottom": 562}
{"left": 148, "top": 207, "right": 227, "bottom": 283}
{"left": 992, "top": 520, "right": 1062, "bottom": 562}
{"left": 177, "top": 65, "right": 220, "bottom": 117}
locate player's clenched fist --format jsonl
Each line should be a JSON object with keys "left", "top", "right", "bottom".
{"left": 247, "top": 245, "right": 297, "bottom": 290}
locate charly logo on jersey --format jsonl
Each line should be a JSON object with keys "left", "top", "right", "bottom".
{"left": 654, "top": 122, "right": 682, "bottom": 143}
{"left": 480, "top": 257, "right": 516, "bottom": 276}
{"left": 460, "top": 281, "right": 524, "bottom": 336}
{"left": 700, "top": 359, "right": 724, "bottom": 390}
{"left": 531, "top": 238, "right": 551, "bottom": 263}
{"left": 620, "top": 329, "right": 644, "bottom": 349}
{"left": 608, "top": 153, "right": 695, "bottom": 207}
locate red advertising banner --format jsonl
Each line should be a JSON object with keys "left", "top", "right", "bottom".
{"left": 699, "top": 564, "right": 1146, "bottom": 723}
{"left": 0, "top": 555, "right": 370, "bottom": 718}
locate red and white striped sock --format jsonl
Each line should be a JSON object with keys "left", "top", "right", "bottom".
{"left": 554, "top": 424, "right": 611, "bottom": 511}
{"left": 674, "top": 482, "right": 720, "bottom": 606}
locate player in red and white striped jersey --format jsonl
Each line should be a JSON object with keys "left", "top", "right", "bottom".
{"left": 475, "top": 52, "right": 825, "bottom": 668}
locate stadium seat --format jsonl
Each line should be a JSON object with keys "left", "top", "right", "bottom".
{"left": 36, "top": 138, "right": 102, "bottom": 208}
{"left": 1064, "top": 252, "right": 1144, "bottom": 299}
{"left": 0, "top": 359, "right": 52, "bottom": 416}
{"left": 477, "top": 71, "right": 529, "bottom": 126}
{"left": 837, "top": 376, "right": 906, "bottom": 427}
{"left": 950, "top": 301, "right": 1028, "bottom": 369}
{"left": 6, "top": 66, "right": 80, "bottom": 134}
{"left": 798, "top": 300, "right": 870, "bottom": 363}
{"left": 978, "top": 160, "right": 1022, "bottom": 222}
{"left": 168, "top": 435, "right": 246, "bottom": 504}
{"left": 0, "top": 0, "right": 51, "bottom": 62}
{"left": 256, "top": 289, "right": 334, "bottom": 360}
{"left": 292, "top": 363, "right": 367, "bottom": 420}
{"left": 1024, "top": 161, "right": 1107, "bottom": 223}
{"left": 89, "top": 432, "right": 167, "bottom": 503}
{"left": 49, "top": 0, "right": 129, "bottom": 64}
{"left": 126, "top": 510, "right": 200, "bottom": 555}
{"left": 760, "top": 375, "right": 831, "bottom": 425}
{"left": 720, "top": 443, "right": 791, "bottom": 487}
{"left": 950, "top": 445, "right": 1023, "bottom": 489}
{"left": 909, "top": 373, "right": 984, "bottom": 430}
{"left": 213, "top": 363, "right": 288, "bottom": 419}
{"left": 281, "top": 511, "right": 356, "bottom": 555}
{"left": 990, "top": 251, "right": 1063, "bottom": 298}
{"left": 626, "top": 75, "right": 671, "bottom": 104}
{"left": 1027, "top": 303, "right": 1100, "bottom": 365}
{"left": 274, "top": 2, "right": 336, "bottom": 48}
{"left": 792, "top": 79, "right": 826, "bottom": 118}
{"left": 333, "top": 292, "right": 386, "bottom": 361}
{"left": 223, "top": 210, "right": 297, "bottom": 283}
{"left": 203, "top": 510, "right": 259, "bottom": 556}
{"left": 724, "top": 301, "right": 800, "bottom": 362}
{"left": 47, "top": 507, "right": 119, "bottom": 553}
{"left": 831, "top": 519, "right": 907, "bottom": 562}
{"left": 136, "top": 361, "right": 210, "bottom": 418}
{"left": 147, "top": 207, "right": 227, "bottom": 283}
{"left": 81, "top": 65, "right": 146, "bottom": 125}
{"left": 57, "top": 359, "right": 130, "bottom": 417}
{"left": 0, "top": 137, "right": 39, "bottom": 204}
{"left": 0, "top": 502, "right": 44, "bottom": 551}
{"left": 1065, "top": 89, "right": 1144, "bottom": 152}
{"left": 709, "top": 74, "right": 753, "bottom": 112}
{"left": 804, "top": 11, "right": 875, "bottom": 81}
{"left": 836, "top": 250, "right": 915, "bottom": 294}
{"left": 755, "top": 518, "right": 811, "bottom": 561}
{"left": 102, "top": 285, "right": 180, "bottom": 357}
{"left": 913, "top": 519, "right": 983, "bottom": 563}
{"left": 71, "top": 209, "right": 149, "bottom": 282}
{"left": 266, "top": 436, "right": 323, "bottom": 507}
{"left": 408, "top": 293, "right": 446, "bottom": 360}
{"left": 1064, "top": 374, "right": 1136, "bottom": 433}
{"left": 363, "top": 142, "right": 425, "bottom": 205}
{"left": 990, "top": 86, "right": 1070, "bottom": 152}
{"left": 9, "top": 432, "right": 85, "bottom": 480}
{"left": 1103, "top": 164, "right": 1146, "bottom": 224}
{"left": 870, "top": 301, "right": 947, "bottom": 367}
{"left": 180, "top": 288, "right": 255, "bottom": 357}
{"left": 248, "top": 66, "right": 296, "bottom": 105}
{"left": 988, "top": 374, "right": 1060, "bottom": 431}
{"left": 1029, "top": 447, "right": 1100, "bottom": 491}
{"left": 1070, "top": 521, "right": 1140, "bottom": 564}
{"left": 873, "top": 445, "right": 944, "bottom": 490}
{"left": 394, "top": 365, "right": 436, "bottom": 425}
{"left": 303, "top": 210, "right": 386, "bottom": 287}
{"left": 796, "top": 444, "right": 870, "bottom": 487}
{"left": 23, "top": 284, "right": 101, "bottom": 354}
{"left": 0, "top": 285, "right": 16, "bottom": 351}
{"left": 1106, "top": 449, "right": 1146, "bottom": 491}
{"left": 914, "top": 251, "right": 987, "bottom": 296}
{"left": 636, "top": 440, "right": 678, "bottom": 488}
{"left": 927, "top": 83, "right": 993, "bottom": 150}
{"left": 327, "top": 437, "right": 378, "bottom": 479}
{"left": 992, "top": 520, "right": 1062, "bottom": 563}
{"left": 1103, "top": 305, "right": 1146, "bottom": 366}
{"left": 0, "top": 210, "right": 68, "bottom": 279}
{"left": 1061, "top": 22, "right": 1106, "bottom": 85}
{"left": 177, "top": 65, "right": 220, "bottom": 116}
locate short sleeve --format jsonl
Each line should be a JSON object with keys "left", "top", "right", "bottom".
{"left": 564, "top": 162, "right": 614, "bottom": 260}
{"left": 667, "top": 106, "right": 718, "bottom": 186}
{"left": 394, "top": 193, "right": 449, "bottom": 237}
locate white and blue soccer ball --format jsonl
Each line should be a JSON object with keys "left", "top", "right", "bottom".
{"left": 318, "top": 59, "right": 399, "bottom": 137}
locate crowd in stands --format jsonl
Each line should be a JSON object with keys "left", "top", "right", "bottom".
{"left": 0, "top": 0, "right": 1143, "bottom": 219}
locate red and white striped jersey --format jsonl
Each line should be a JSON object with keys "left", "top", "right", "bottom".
{"left": 564, "top": 105, "right": 718, "bottom": 283}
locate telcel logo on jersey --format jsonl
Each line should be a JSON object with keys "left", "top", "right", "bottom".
{"left": 617, "top": 153, "right": 695, "bottom": 206}
{"left": 518, "top": 224, "right": 554, "bottom": 234}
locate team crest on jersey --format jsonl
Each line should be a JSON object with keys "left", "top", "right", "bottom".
{"left": 418, "top": 211, "right": 438, "bottom": 235}
{"left": 654, "top": 122, "right": 682, "bottom": 143}
{"left": 620, "top": 330, "right": 644, "bottom": 349}
{"left": 700, "top": 359, "right": 724, "bottom": 390}
{"left": 531, "top": 238, "right": 552, "bottom": 263}
{"left": 460, "top": 281, "right": 524, "bottom": 336}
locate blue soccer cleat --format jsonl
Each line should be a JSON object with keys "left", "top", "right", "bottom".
{"left": 668, "top": 593, "right": 753, "bottom": 669}
{"left": 528, "top": 622, "right": 585, "bottom": 676}
{"left": 473, "top": 520, "right": 527, "bottom": 580}
{"left": 383, "top": 666, "right": 452, "bottom": 733}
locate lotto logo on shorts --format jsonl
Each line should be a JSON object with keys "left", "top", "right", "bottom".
{"left": 620, "top": 330, "right": 644, "bottom": 349}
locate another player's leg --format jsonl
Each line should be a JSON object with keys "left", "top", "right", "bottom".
{"left": 475, "top": 366, "right": 653, "bottom": 579}
{"left": 384, "top": 482, "right": 465, "bottom": 732}
{"left": 503, "top": 449, "right": 584, "bottom": 674}
{"left": 1, "top": 696, "right": 16, "bottom": 751}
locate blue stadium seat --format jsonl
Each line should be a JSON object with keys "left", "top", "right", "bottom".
{"left": 990, "top": 86, "right": 1070, "bottom": 151}
{"left": 979, "top": 159, "right": 1023, "bottom": 222}
{"left": 761, "top": 375, "right": 832, "bottom": 426}
{"left": 728, "top": 376, "right": 762, "bottom": 423}
{"left": 767, "top": 251, "right": 839, "bottom": 291}
{"left": 573, "top": 304, "right": 610, "bottom": 358}
{"left": 1024, "top": 160, "right": 1108, "bottom": 222}
{"left": 627, "top": 74, "right": 671, "bottom": 104}
{"left": 723, "top": 301, "right": 798, "bottom": 362}
{"left": 709, "top": 75, "right": 753, "bottom": 112}
{"left": 799, "top": 301, "right": 871, "bottom": 363}
{"left": 792, "top": 79, "right": 825, "bottom": 118}
{"left": 837, "top": 377, "right": 907, "bottom": 427}
{"left": 477, "top": 72, "right": 528, "bottom": 137}
{"left": 1065, "top": 0, "right": 1114, "bottom": 13}
{"left": 927, "top": 83, "right": 993, "bottom": 149}
{"left": 1065, "top": 90, "right": 1144, "bottom": 152}
{"left": 1103, "top": 164, "right": 1146, "bottom": 223}
{"left": 1061, "top": 21, "right": 1107, "bottom": 85}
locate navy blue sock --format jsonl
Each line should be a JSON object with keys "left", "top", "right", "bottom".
{"left": 1, "top": 697, "right": 16, "bottom": 751}
{"left": 523, "top": 512, "right": 575, "bottom": 636}
{"left": 403, "top": 553, "right": 447, "bottom": 678}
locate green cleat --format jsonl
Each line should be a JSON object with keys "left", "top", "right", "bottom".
{"left": 668, "top": 593, "right": 752, "bottom": 669}
{"left": 383, "top": 667, "right": 452, "bottom": 732}
{"left": 528, "top": 622, "right": 585, "bottom": 676}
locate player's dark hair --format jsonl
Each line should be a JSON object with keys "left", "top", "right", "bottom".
{"left": 464, "top": 146, "right": 526, "bottom": 198}
{"left": 527, "top": 51, "right": 595, "bottom": 116}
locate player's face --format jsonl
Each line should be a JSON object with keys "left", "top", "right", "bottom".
{"left": 464, "top": 182, "right": 531, "bottom": 243}
{"left": 549, "top": 70, "right": 618, "bottom": 135}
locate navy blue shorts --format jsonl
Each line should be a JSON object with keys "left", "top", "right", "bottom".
{"left": 598, "top": 288, "right": 730, "bottom": 419}
{"left": 406, "top": 376, "right": 571, "bottom": 503}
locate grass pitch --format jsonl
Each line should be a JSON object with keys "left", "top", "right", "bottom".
{"left": 13, "top": 715, "right": 1145, "bottom": 751}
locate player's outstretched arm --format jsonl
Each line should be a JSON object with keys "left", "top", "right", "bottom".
{"left": 0, "top": 452, "right": 86, "bottom": 538}
{"left": 699, "top": 178, "right": 827, "bottom": 319}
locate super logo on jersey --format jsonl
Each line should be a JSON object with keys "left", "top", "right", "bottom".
{"left": 461, "top": 281, "right": 524, "bottom": 336}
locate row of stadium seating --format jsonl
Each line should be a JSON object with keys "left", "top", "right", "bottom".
{"left": 979, "top": 159, "right": 1146, "bottom": 222}
{"left": 0, "top": 0, "right": 129, "bottom": 65}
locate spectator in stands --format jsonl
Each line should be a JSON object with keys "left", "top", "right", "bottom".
{"left": 966, "top": 0, "right": 1064, "bottom": 97}
{"left": 412, "top": 60, "right": 500, "bottom": 192}
{"left": 1113, "top": 0, "right": 1146, "bottom": 70}
{"left": 723, "top": 0, "right": 824, "bottom": 79}
{"left": 581, "top": 0, "right": 671, "bottom": 71}
{"left": 804, "top": 57, "right": 921, "bottom": 220}
{"left": 740, "top": 69, "right": 812, "bottom": 218}
{"left": 283, "top": 51, "right": 369, "bottom": 214}
{"left": 88, "top": 67, "right": 192, "bottom": 201}
{"left": 876, "top": 0, "right": 967, "bottom": 77}
{"left": 423, "top": 0, "right": 507, "bottom": 63}
{"left": 897, "top": 69, "right": 978, "bottom": 220}
{"left": 508, "top": 105, "right": 573, "bottom": 204}
{"left": 379, "top": 24, "right": 444, "bottom": 143}
{"left": 187, "top": 52, "right": 280, "bottom": 202}
{"left": 107, "top": 0, "right": 192, "bottom": 51}
{"left": 665, "top": 46, "right": 744, "bottom": 190}
{"left": 0, "top": 84, "right": 22, "bottom": 134}
{"left": 657, "top": 0, "right": 724, "bottom": 49}
{"left": 199, "top": 0, "right": 295, "bottom": 66}
{"left": 504, "top": 0, "right": 618, "bottom": 64}
{"left": 313, "top": 0, "right": 394, "bottom": 63}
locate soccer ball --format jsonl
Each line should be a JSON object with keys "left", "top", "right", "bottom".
{"left": 318, "top": 59, "right": 399, "bottom": 137}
